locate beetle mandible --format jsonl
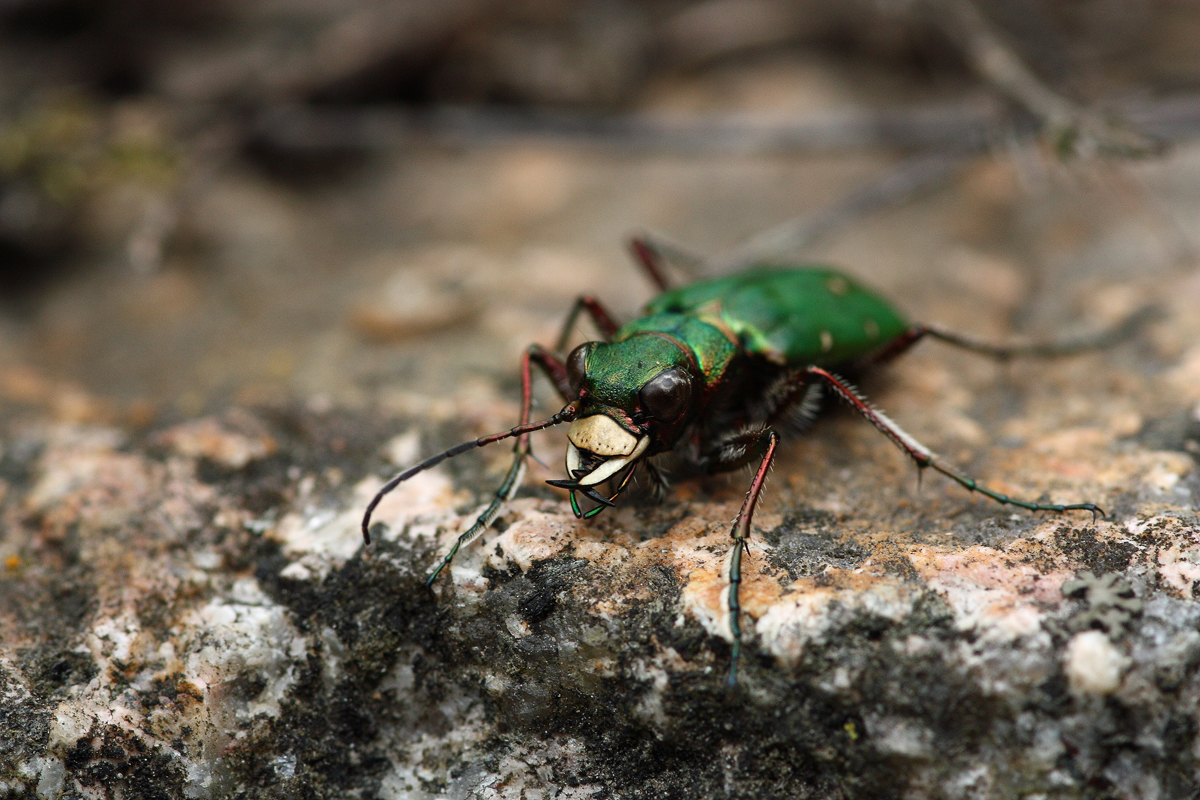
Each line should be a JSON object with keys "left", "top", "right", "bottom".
{"left": 363, "top": 240, "right": 1114, "bottom": 684}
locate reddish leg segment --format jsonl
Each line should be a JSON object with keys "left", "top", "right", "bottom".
{"left": 628, "top": 234, "right": 708, "bottom": 288}
{"left": 554, "top": 296, "right": 623, "bottom": 353}
{"left": 724, "top": 429, "right": 780, "bottom": 686}
{"left": 628, "top": 237, "right": 674, "bottom": 293}
{"left": 528, "top": 343, "right": 574, "bottom": 400}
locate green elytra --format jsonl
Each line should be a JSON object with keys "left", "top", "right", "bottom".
{"left": 642, "top": 267, "right": 909, "bottom": 365}
{"left": 363, "top": 243, "right": 1110, "bottom": 686}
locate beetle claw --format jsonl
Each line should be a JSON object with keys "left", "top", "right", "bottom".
{"left": 547, "top": 478, "right": 618, "bottom": 511}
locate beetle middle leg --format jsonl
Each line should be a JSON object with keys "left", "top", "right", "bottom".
{"left": 701, "top": 427, "right": 782, "bottom": 686}
{"left": 699, "top": 375, "right": 828, "bottom": 683}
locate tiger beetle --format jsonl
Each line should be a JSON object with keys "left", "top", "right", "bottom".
{"left": 363, "top": 239, "right": 1119, "bottom": 686}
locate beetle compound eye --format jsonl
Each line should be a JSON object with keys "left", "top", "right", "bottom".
{"left": 566, "top": 343, "right": 590, "bottom": 396}
{"left": 640, "top": 368, "right": 692, "bottom": 422}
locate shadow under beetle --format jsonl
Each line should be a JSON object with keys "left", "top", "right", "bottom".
{"left": 364, "top": 240, "right": 1131, "bottom": 685}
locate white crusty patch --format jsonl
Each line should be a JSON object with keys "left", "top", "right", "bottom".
{"left": 1064, "top": 631, "right": 1128, "bottom": 695}
{"left": 475, "top": 503, "right": 590, "bottom": 576}
{"left": 909, "top": 545, "right": 1073, "bottom": 642}
{"left": 36, "top": 579, "right": 308, "bottom": 799}
{"left": 756, "top": 581, "right": 919, "bottom": 668}
{"left": 271, "top": 472, "right": 465, "bottom": 581}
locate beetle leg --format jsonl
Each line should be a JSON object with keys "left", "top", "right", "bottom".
{"left": 862, "top": 306, "right": 1157, "bottom": 368}
{"left": 628, "top": 237, "right": 674, "bottom": 292}
{"left": 919, "top": 310, "right": 1156, "bottom": 359}
{"left": 700, "top": 427, "right": 781, "bottom": 686}
{"left": 857, "top": 325, "right": 928, "bottom": 367}
{"left": 762, "top": 372, "right": 823, "bottom": 433}
{"left": 528, "top": 344, "right": 574, "bottom": 401}
{"left": 804, "top": 366, "right": 1104, "bottom": 519}
{"left": 423, "top": 346, "right": 572, "bottom": 585}
{"left": 554, "top": 296, "right": 622, "bottom": 353}
{"left": 628, "top": 234, "right": 707, "bottom": 289}
{"left": 642, "top": 459, "right": 671, "bottom": 502}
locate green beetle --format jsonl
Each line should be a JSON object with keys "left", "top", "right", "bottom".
{"left": 364, "top": 241, "right": 1108, "bottom": 684}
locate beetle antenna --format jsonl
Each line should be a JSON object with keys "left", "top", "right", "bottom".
{"left": 362, "top": 404, "right": 578, "bottom": 545}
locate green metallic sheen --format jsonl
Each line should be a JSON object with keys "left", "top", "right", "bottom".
{"left": 585, "top": 331, "right": 696, "bottom": 410}
{"left": 642, "top": 266, "right": 909, "bottom": 366}
{"left": 607, "top": 314, "right": 739, "bottom": 384}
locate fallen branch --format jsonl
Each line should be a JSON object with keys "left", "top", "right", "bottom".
{"left": 918, "top": 0, "right": 1163, "bottom": 157}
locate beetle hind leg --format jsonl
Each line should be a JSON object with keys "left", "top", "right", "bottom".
{"left": 804, "top": 366, "right": 1104, "bottom": 520}
{"left": 862, "top": 306, "right": 1157, "bottom": 369}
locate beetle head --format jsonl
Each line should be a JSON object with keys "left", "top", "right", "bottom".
{"left": 547, "top": 335, "right": 698, "bottom": 516}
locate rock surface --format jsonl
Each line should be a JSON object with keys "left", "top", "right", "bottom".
{"left": 2, "top": 68, "right": 1200, "bottom": 800}
{"left": 1, "top": 290, "right": 1199, "bottom": 798}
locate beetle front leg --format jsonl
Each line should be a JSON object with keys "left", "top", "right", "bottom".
{"left": 528, "top": 343, "right": 574, "bottom": 401}
{"left": 424, "top": 345, "right": 571, "bottom": 585}
{"left": 702, "top": 427, "right": 781, "bottom": 686}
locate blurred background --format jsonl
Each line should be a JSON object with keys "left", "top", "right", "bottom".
{"left": 0, "top": 0, "right": 1197, "bottom": 428}
{"left": 2, "top": 6, "right": 1199, "bottom": 795}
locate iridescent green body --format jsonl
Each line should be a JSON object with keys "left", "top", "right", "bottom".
{"left": 639, "top": 267, "right": 910, "bottom": 366}
{"left": 578, "top": 267, "right": 911, "bottom": 457}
